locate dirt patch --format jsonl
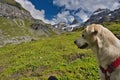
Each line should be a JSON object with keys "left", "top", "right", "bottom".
{"left": 11, "top": 66, "right": 48, "bottom": 79}
{"left": 62, "top": 53, "right": 85, "bottom": 61}
{"left": 0, "top": 66, "right": 5, "bottom": 73}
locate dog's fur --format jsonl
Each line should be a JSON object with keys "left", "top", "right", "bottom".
{"left": 74, "top": 24, "right": 120, "bottom": 80}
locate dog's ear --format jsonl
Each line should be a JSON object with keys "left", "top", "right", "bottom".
{"left": 96, "top": 37, "right": 102, "bottom": 48}
{"left": 90, "top": 24, "right": 101, "bottom": 35}
{"left": 91, "top": 30, "right": 98, "bottom": 35}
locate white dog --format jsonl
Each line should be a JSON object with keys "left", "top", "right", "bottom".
{"left": 74, "top": 24, "right": 120, "bottom": 80}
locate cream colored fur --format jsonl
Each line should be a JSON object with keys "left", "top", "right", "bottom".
{"left": 74, "top": 24, "right": 120, "bottom": 80}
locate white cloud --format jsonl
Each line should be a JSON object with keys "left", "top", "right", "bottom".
{"left": 75, "top": 10, "right": 89, "bottom": 22}
{"left": 15, "top": 0, "right": 120, "bottom": 25}
{"left": 15, "top": 0, "right": 46, "bottom": 21}
{"left": 52, "top": 11, "right": 74, "bottom": 24}
{"left": 15, "top": 0, "right": 73, "bottom": 25}
{"left": 53, "top": 0, "right": 120, "bottom": 23}
{"left": 53, "top": 0, "right": 120, "bottom": 11}
{"left": 53, "top": 0, "right": 80, "bottom": 10}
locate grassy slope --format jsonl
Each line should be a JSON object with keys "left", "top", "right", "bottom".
{"left": 0, "top": 17, "right": 55, "bottom": 42}
{"left": 0, "top": 0, "right": 56, "bottom": 40}
{"left": 102, "top": 20, "right": 120, "bottom": 34}
{"left": 0, "top": 21, "right": 120, "bottom": 80}
{"left": 0, "top": 31, "right": 99, "bottom": 80}
{"left": 0, "top": 0, "right": 32, "bottom": 38}
{"left": 0, "top": 17, "right": 31, "bottom": 37}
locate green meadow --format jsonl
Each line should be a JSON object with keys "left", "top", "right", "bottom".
{"left": 0, "top": 0, "right": 120, "bottom": 80}
{"left": 0, "top": 31, "right": 99, "bottom": 80}
{"left": 0, "top": 20, "right": 120, "bottom": 80}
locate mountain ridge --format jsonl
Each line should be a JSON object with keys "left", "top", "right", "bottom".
{"left": 84, "top": 8, "right": 120, "bottom": 25}
{"left": 0, "top": 1, "right": 56, "bottom": 47}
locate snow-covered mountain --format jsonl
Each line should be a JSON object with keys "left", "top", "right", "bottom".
{"left": 84, "top": 8, "right": 120, "bottom": 25}
{"left": 53, "top": 7, "right": 120, "bottom": 31}
{"left": 53, "top": 19, "right": 81, "bottom": 32}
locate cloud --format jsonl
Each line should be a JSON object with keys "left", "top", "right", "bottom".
{"left": 15, "top": 0, "right": 69, "bottom": 24}
{"left": 15, "top": 0, "right": 120, "bottom": 24}
{"left": 53, "top": 0, "right": 120, "bottom": 11}
{"left": 53, "top": 0, "right": 80, "bottom": 10}
{"left": 53, "top": 0, "right": 120, "bottom": 22}
{"left": 75, "top": 10, "right": 89, "bottom": 22}
{"left": 52, "top": 11, "right": 74, "bottom": 24}
{"left": 15, "top": 0, "right": 74, "bottom": 24}
{"left": 15, "top": 0, "right": 45, "bottom": 20}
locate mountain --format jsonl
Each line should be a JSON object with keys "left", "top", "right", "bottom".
{"left": 53, "top": 19, "right": 80, "bottom": 32}
{"left": 0, "top": 1, "right": 56, "bottom": 47}
{"left": 84, "top": 8, "right": 120, "bottom": 25}
{"left": 54, "top": 8, "right": 120, "bottom": 30}
{"left": 70, "top": 19, "right": 79, "bottom": 25}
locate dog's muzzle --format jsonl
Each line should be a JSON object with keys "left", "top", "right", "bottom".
{"left": 79, "top": 43, "right": 88, "bottom": 49}
{"left": 74, "top": 40, "right": 88, "bottom": 49}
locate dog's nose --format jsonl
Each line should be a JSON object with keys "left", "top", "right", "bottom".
{"left": 74, "top": 40, "right": 77, "bottom": 44}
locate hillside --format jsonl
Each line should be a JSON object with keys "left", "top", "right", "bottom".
{"left": 0, "top": 31, "right": 99, "bottom": 80}
{"left": 0, "top": 1, "right": 120, "bottom": 80}
{"left": 0, "top": 0, "right": 56, "bottom": 47}
{"left": 0, "top": 20, "right": 120, "bottom": 80}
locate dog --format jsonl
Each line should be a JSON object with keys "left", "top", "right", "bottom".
{"left": 74, "top": 24, "right": 120, "bottom": 80}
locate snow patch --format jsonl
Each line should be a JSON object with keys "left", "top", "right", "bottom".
{"left": 108, "top": 14, "right": 111, "bottom": 16}
{"left": 93, "top": 10, "right": 105, "bottom": 15}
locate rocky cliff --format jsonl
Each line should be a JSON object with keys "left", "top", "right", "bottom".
{"left": 0, "top": 0, "right": 56, "bottom": 47}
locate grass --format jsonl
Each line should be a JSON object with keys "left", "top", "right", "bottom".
{"left": 0, "top": 31, "right": 100, "bottom": 80}
{"left": 0, "top": 19, "right": 120, "bottom": 80}
{"left": 102, "top": 20, "right": 120, "bottom": 34}
{"left": 0, "top": 17, "right": 55, "bottom": 41}
{"left": 0, "top": 17, "right": 32, "bottom": 38}
{"left": 1, "top": 0, "right": 16, "bottom": 4}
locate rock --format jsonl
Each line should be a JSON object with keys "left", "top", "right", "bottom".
{"left": 0, "top": 2, "right": 31, "bottom": 19}
{"left": 30, "top": 23, "right": 54, "bottom": 37}
{"left": 70, "top": 19, "right": 79, "bottom": 25}
{"left": 84, "top": 8, "right": 120, "bottom": 25}
{"left": 0, "top": 1, "right": 56, "bottom": 47}
{"left": 4, "top": 36, "right": 32, "bottom": 45}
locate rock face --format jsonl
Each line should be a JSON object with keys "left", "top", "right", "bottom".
{"left": 84, "top": 8, "right": 120, "bottom": 25}
{"left": 70, "top": 19, "right": 79, "bottom": 25}
{"left": 0, "top": 1, "right": 56, "bottom": 47}
{"left": 53, "top": 22, "right": 67, "bottom": 32}
{"left": 53, "top": 19, "right": 80, "bottom": 32}
{"left": 0, "top": 2, "right": 32, "bottom": 20}
{"left": 0, "top": 2, "right": 46, "bottom": 24}
{"left": 30, "top": 23, "right": 54, "bottom": 37}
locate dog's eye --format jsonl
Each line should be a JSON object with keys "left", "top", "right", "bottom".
{"left": 82, "top": 34, "right": 84, "bottom": 37}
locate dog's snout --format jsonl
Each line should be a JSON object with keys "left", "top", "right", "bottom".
{"left": 74, "top": 40, "right": 77, "bottom": 44}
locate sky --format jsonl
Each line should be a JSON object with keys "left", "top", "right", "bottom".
{"left": 15, "top": 0, "right": 120, "bottom": 25}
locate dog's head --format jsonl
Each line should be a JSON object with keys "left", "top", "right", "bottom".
{"left": 74, "top": 24, "right": 103, "bottom": 49}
